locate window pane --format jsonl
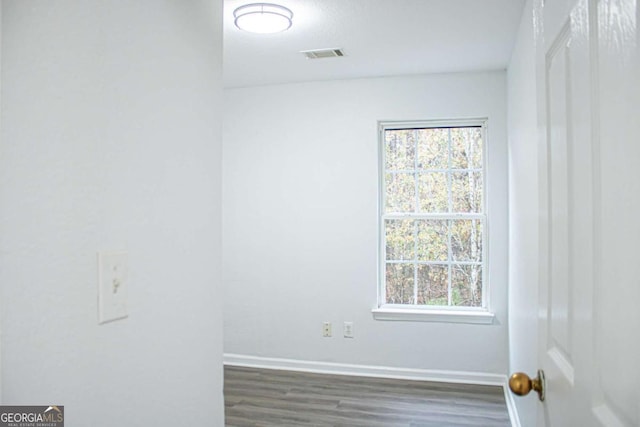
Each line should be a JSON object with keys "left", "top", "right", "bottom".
{"left": 385, "top": 129, "right": 416, "bottom": 170}
{"left": 385, "top": 172, "right": 415, "bottom": 213}
{"left": 451, "top": 127, "right": 482, "bottom": 169}
{"left": 451, "top": 264, "right": 482, "bottom": 307}
{"left": 417, "top": 264, "right": 449, "bottom": 306}
{"left": 451, "top": 171, "right": 483, "bottom": 213}
{"left": 381, "top": 122, "right": 486, "bottom": 309}
{"left": 418, "top": 172, "right": 448, "bottom": 212}
{"left": 417, "top": 128, "right": 448, "bottom": 169}
{"left": 385, "top": 219, "right": 414, "bottom": 261}
{"left": 451, "top": 219, "right": 483, "bottom": 262}
{"left": 416, "top": 220, "right": 448, "bottom": 261}
{"left": 386, "top": 263, "right": 415, "bottom": 304}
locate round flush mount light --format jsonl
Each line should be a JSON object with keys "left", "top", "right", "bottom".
{"left": 233, "top": 3, "right": 293, "bottom": 34}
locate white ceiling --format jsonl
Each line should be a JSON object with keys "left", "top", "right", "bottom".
{"left": 223, "top": 0, "right": 525, "bottom": 88}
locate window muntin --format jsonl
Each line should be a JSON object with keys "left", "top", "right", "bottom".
{"left": 379, "top": 122, "right": 487, "bottom": 309}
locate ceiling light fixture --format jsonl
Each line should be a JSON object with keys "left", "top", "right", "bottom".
{"left": 234, "top": 3, "right": 293, "bottom": 34}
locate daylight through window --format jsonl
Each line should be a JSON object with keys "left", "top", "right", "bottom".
{"left": 380, "top": 121, "right": 486, "bottom": 309}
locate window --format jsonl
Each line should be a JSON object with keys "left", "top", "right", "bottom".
{"left": 378, "top": 120, "right": 488, "bottom": 316}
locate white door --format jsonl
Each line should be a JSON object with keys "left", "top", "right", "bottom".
{"left": 532, "top": 0, "right": 640, "bottom": 425}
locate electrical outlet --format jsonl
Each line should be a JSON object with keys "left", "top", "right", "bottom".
{"left": 322, "top": 321, "right": 332, "bottom": 337}
{"left": 344, "top": 321, "right": 354, "bottom": 338}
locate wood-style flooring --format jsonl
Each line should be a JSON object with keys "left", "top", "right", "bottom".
{"left": 224, "top": 366, "right": 512, "bottom": 427}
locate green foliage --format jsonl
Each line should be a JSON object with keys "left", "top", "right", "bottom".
{"left": 383, "top": 127, "right": 484, "bottom": 307}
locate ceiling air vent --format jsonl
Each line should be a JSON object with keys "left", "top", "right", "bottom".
{"left": 301, "top": 48, "right": 345, "bottom": 59}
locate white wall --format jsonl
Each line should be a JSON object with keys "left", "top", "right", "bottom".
{"left": 0, "top": 2, "right": 2, "bottom": 403}
{"left": 507, "top": 1, "right": 538, "bottom": 425}
{"left": 0, "top": 1, "right": 224, "bottom": 425}
{"left": 223, "top": 72, "right": 509, "bottom": 375}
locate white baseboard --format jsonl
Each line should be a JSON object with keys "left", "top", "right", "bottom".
{"left": 503, "top": 378, "right": 522, "bottom": 427}
{"left": 223, "top": 353, "right": 506, "bottom": 386}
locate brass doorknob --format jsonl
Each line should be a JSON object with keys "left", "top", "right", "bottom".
{"left": 509, "top": 369, "right": 545, "bottom": 401}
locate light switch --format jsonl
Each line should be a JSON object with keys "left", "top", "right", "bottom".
{"left": 97, "top": 251, "right": 128, "bottom": 324}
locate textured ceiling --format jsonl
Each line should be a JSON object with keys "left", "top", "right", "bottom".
{"left": 223, "top": 0, "right": 525, "bottom": 88}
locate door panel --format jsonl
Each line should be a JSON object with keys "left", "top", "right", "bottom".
{"left": 546, "top": 21, "right": 575, "bottom": 386}
{"left": 539, "top": 11, "right": 582, "bottom": 426}
{"left": 534, "top": 0, "right": 640, "bottom": 425}
{"left": 592, "top": 0, "right": 640, "bottom": 425}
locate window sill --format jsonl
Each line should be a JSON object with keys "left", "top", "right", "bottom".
{"left": 371, "top": 307, "right": 495, "bottom": 325}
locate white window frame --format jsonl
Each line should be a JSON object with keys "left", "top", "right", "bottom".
{"left": 373, "top": 119, "right": 495, "bottom": 324}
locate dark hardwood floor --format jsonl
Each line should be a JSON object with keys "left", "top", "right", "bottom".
{"left": 224, "top": 366, "right": 512, "bottom": 427}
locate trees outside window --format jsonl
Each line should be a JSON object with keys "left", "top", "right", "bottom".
{"left": 380, "top": 121, "right": 486, "bottom": 308}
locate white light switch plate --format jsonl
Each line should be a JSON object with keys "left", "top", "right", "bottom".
{"left": 98, "top": 251, "right": 129, "bottom": 324}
